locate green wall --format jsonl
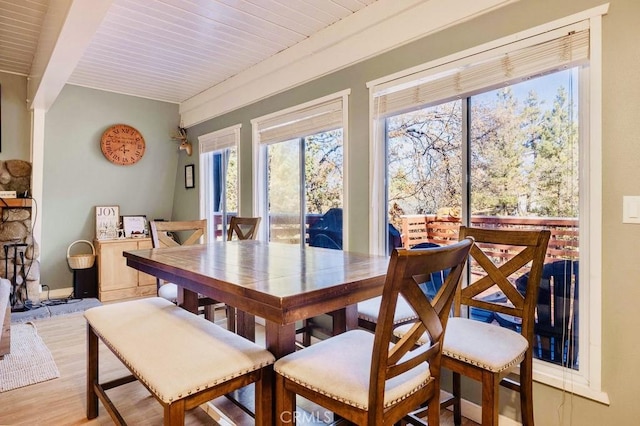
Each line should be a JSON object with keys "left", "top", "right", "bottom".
{"left": 175, "top": 0, "right": 639, "bottom": 424}
{"left": 0, "top": 72, "right": 30, "bottom": 161}
{"left": 42, "top": 85, "right": 180, "bottom": 293}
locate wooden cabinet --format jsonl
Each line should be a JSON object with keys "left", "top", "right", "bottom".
{"left": 95, "top": 238, "right": 157, "bottom": 302}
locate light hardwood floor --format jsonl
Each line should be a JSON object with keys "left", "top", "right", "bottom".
{"left": 0, "top": 311, "right": 478, "bottom": 425}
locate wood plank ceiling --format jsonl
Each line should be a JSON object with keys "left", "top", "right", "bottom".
{"left": 0, "top": 0, "right": 48, "bottom": 76}
{"left": 0, "top": 0, "right": 377, "bottom": 104}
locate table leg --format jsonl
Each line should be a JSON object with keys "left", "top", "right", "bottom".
{"left": 330, "top": 304, "right": 358, "bottom": 334}
{"left": 264, "top": 321, "right": 295, "bottom": 424}
{"left": 265, "top": 322, "right": 296, "bottom": 359}
{"left": 236, "top": 310, "right": 256, "bottom": 342}
{"left": 178, "top": 287, "right": 198, "bottom": 314}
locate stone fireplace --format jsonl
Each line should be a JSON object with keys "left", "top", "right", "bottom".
{"left": 0, "top": 160, "right": 40, "bottom": 310}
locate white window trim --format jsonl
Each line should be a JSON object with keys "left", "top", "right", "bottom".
{"left": 367, "top": 4, "right": 609, "bottom": 404}
{"left": 198, "top": 124, "right": 242, "bottom": 242}
{"left": 251, "top": 90, "right": 350, "bottom": 248}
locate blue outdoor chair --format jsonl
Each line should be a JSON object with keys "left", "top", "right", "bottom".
{"left": 412, "top": 242, "right": 448, "bottom": 299}
{"left": 516, "top": 259, "right": 579, "bottom": 368}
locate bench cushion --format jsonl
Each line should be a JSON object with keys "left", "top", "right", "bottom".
{"left": 84, "top": 297, "right": 274, "bottom": 404}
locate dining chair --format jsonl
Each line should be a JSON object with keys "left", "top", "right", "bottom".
{"left": 274, "top": 238, "right": 474, "bottom": 425}
{"left": 225, "top": 216, "right": 261, "bottom": 335}
{"left": 227, "top": 216, "right": 261, "bottom": 241}
{"left": 441, "top": 226, "right": 550, "bottom": 426}
{"left": 149, "top": 219, "right": 222, "bottom": 321}
{"left": 303, "top": 243, "right": 446, "bottom": 344}
{"left": 357, "top": 242, "right": 445, "bottom": 332}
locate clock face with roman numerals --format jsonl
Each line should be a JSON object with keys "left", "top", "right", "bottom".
{"left": 100, "top": 124, "right": 146, "bottom": 166}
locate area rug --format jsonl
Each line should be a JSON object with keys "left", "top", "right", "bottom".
{"left": 11, "top": 298, "right": 102, "bottom": 323}
{"left": 0, "top": 322, "right": 60, "bottom": 392}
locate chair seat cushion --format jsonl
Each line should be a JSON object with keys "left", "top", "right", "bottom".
{"left": 442, "top": 317, "right": 528, "bottom": 373}
{"left": 84, "top": 297, "right": 275, "bottom": 404}
{"left": 158, "top": 282, "right": 178, "bottom": 301}
{"left": 357, "top": 295, "right": 417, "bottom": 325}
{"left": 274, "top": 329, "right": 430, "bottom": 410}
{"left": 393, "top": 323, "right": 432, "bottom": 347}
{"left": 158, "top": 283, "right": 215, "bottom": 305}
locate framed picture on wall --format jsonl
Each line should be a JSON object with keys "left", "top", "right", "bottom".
{"left": 185, "top": 164, "right": 195, "bottom": 189}
{"left": 95, "top": 205, "right": 120, "bottom": 240}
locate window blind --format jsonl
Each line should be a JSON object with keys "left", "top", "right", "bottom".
{"left": 255, "top": 98, "right": 343, "bottom": 145}
{"left": 199, "top": 124, "right": 240, "bottom": 154}
{"left": 374, "top": 28, "right": 589, "bottom": 117}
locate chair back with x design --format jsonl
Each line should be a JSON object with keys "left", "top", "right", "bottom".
{"left": 227, "top": 216, "right": 261, "bottom": 241}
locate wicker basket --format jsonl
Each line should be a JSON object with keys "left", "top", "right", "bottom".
{"left": 67, "top": 240, "right": 96, "bottom": 269}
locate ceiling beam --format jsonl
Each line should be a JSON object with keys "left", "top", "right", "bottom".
{"left": 28, "top": 0, "right": 113, "bottom": 111}
{"left": 179, "top": 0, "right": 518, "bottom": 127}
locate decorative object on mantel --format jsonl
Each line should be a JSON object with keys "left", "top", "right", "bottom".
{"left": 172, "top": 126, "right": 193, "bottom": 156}
{"left": 0, "top": 191, "right": 16, "bottom": 198}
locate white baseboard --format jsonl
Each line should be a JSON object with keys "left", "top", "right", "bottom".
{"left": 454, "top": 395, "right": 522, "bottom": 426}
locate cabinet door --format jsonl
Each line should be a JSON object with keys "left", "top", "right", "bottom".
{"left": 99, "top": 241, "right": 139, "bottom": 291}
{"left": 136, "top": 239, "right": 156, "bottom": 286}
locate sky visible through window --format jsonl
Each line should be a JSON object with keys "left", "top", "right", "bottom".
{"left": 475, "top": 68, "right": 578, "bottom": 113}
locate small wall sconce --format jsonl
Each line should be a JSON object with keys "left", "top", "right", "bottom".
{"left": 172, "top": 127, "right": 192, "bottom": 156}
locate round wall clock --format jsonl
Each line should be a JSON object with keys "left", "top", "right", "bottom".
{"left": 100, "top": 124, "right": 146, "bottom": 166}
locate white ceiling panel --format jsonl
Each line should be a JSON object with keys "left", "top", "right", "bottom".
{"left": 0, "top": 0, "right": 378, "bottom": 103}
{"left": 66, "top": 0, "right": 377, "bottom": 103}
{"left": 0, "top": 0, "right": 48, "bottom": 75}
{"left": 1, "top": 0, "right": 519, "bottom": 115}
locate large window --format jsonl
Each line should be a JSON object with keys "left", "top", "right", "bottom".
{"left": 265, "top": 132, "right": 343, "bottom": 247}
{"left": 387, "top": 70, "right": 579, "bottom": 369}
{"left": 198, "top": 125, "right": 240, "bottom": 242}
{"left": 252, "top": 91, "right": 349, "bottom": 249}
{"left": 369, "top": 14, "right": 606, "bottom": 403}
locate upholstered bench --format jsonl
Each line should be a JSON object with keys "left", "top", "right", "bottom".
{"left": 85, "top": 297, "right": 275, "bottom": 425}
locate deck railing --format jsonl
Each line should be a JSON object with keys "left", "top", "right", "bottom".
{"left": 400, "top": 214, "right": 579, "bottom": 261}
{"left": 212, "top": 212, "right": 323, "bottom": 243}
{"left": 213, "top": 212, "right": 579, "bottom": 261}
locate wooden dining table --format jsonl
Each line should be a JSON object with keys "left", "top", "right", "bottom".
{"left": 123, "top": 240, "right": 390, "bottom": 358}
